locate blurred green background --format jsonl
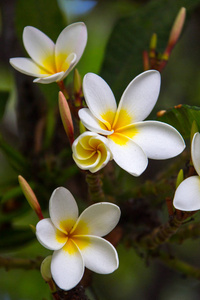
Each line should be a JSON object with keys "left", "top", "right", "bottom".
{"left": 1, "top": 0, "right": 200, "bottom": 299}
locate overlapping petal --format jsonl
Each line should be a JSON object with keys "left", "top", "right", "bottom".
{"left": 72, "top": 132, "right": 112, "bottom": 173}
{"left": 191, "top": 132, "right": 200, "bottom": 176}
{"left": 79, "top": 108, "right": 113, "bottom": 135}
{"left": 36, "top": 219, "right": 66, "bottom": 250}
{"left": 9, "top": 58, "right": 47, "bottom": 77}
{"left": 51, "top": 242, "right": 84, "bottom": 290}
{"left": 108, "top": 136, "right": 148, "bottom": 176}
{"left": 23, "top": 26, "right": 55, "bottom": 73}
{"left": 72, "top": 202, "right": 120, "bottom": 236}
{"left": 131, "top": 121, "right": 185, "bottom": 159}
{"left": 34, "top": 72, "right": 64, "bottom": 84}
{"left": 173, "top": 176, "right": 200, "bottom": 211}
{"left": 114, "top": 70, "right": 161, "bottom": 126}
{"left": 49, "top": 187, "right": 78, "bottom": 233}
{"left": 74, "top": 236, "right": 119, "bottom": 274}
{"left": 83, "top": 73, "right": 117, "bottom": 127}
{"left": 55, "top": 22, "right": 87, "bottom": 71}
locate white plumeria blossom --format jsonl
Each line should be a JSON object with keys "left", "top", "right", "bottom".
{"left": 10, "top": 22, "right": 87, "bottom": 84}
{"left": 72, "top": 131, "right": 112, "bottom": 172}
{"left": 79, "top": 71, "right": 185, "bottom": 176}
{"left": 173, "top": 132, "right": 200, "bottom": 211}
{"left": 36, "top": 187, "right": 120, "bottom": 290}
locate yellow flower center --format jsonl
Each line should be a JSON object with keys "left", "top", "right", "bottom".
{"left": 56, "top": 219, "right": 90, "bottom": 255}
{"left": 101, "top": 109, "right": 139, "bottom": 145}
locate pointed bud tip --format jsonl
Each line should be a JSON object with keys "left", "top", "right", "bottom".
{"left": 176, "top": 169, "right": 184, "bottom": 188}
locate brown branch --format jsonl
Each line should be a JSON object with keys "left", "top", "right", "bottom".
{"left": 0, "top": 256, "right": 42, "bottom": 271}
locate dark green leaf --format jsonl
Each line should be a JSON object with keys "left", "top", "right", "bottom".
{"left": 100, "top": 0, "right": 200, "bottom": 100}
{"left": 157, "top": 104, "right": 200, "bottom": 139}
{"left": 0, "top": 226, "right": 35, "bottom": 252}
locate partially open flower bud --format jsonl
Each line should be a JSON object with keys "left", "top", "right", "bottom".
{"left": 41, "top": 256, "right": 52, "bottom": 282}
{"left": 72, "top": 132, "right": 112, "bottom": 173}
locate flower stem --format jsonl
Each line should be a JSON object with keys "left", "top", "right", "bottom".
{"left": 0, "top": 256, "right": 42, "bottom": 270}
{"left": 159, "top": 251, "right": 200, "bottom": 280}
{"left": 85, "top": 172, "right": 105, "bottom": 203}
{"left": 138, "top": 215, "right": 183, "bottom": 249}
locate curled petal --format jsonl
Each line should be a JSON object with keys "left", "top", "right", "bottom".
{"left": 72, "top": 132, "right": 112, "bottom": 173}
{"left": 72, "top": 202, "right": 120, "bottom": 236}
{"left": 74, "top": 235, "right": 119, "bottom": 274}
{"left": 173, "top": 176, "right": 200, "bottom": 211}
{"left": 108, "top": 135, "right": 148, "bottom": 176}
{"left": 51, "top": 241, "right": 84, "bottom": 290}
{"left": 9, "top": 58, "right": 47, "bottom": 77}
{"left": 132, "top": 121, "right": 185, "bottom": 159}
{"left": 79, "top": 108, "right": 113, "bottom": 135}
{"left": 36, "top": 219, "right": 66, "bottom": 250}
{"left": 49, "top": 187, "right": 78, "bottom": 233}
{"left": 33, "top": 72, "right": 64, "bottom": 84}
{"left": 55, "top": 22, "right": 87, "bottom": 71}
{"left": 191, "top": 132, "right": 200, "bottom": 176}
{"left": 59, "top": 53, "right": 77, "bottom": 81}
{"left": 114, "top": 70, "right": 161, "bottom": 127}
{"left": 23, "top": 26, "right": 55, "bottom": 73}
{"left": 83, "top": 73, "right": 117, "bottom": 128}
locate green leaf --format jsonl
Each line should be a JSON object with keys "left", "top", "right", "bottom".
{"left": 157, "top": 104, "right": 200, "bottom": 139}
{"left": 100, "top": 0, "right": 200, "bottom": 99}
{"left": 0, "top": 226, "right": 34, "bottom": 252}
{"left": 0, "top": 135, "right": 28, "bottom": 172}
{"left": 0, "top": 91, "right": 9, "bottom": 120}
{"left": 15, "top": 0, "right": 65, "bottom": 41}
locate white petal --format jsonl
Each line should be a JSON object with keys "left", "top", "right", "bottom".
{"left": 191, "top": 132, "right": 200, "bottom": 176}
{"left": 108, "top": 135, "right": 148, "bottom": 176}
{"left": 49, "top": 187, "right": 79, "bottom": 233}
{"left": 79, "top": 108, "right": 113, "bottom": 135}
{"left": 59, "top": 53, "right": 77, "bottom": 80}
{"left": 9, "top": 58, "right": 47, "bottom": 77}
{"left": 83, "top": 73, "right": 117, "bottom": 128}
{"left": 173, "top": 176, "right": 200, "bottom": 211}
{"left": 132, "top": 121, "right": 185, "bottom": 159}
{"left": 33, "top": 71, "right": 64, "bottom": 84}
{"left": 51, "top": 242, "right": 84, "bottom": 290}
{"left": 72, "top": 202, "right": 120, "bottom": 236}
{"left": 74, "top": 235, "right": 119, "bottom": 274}
{"left": 36, "top": 218, "right": 66, "bottom": 250}
{"left": 23, "top": 26, "right": 55, "bottom": 73}
{"left": 114, "top": 70, "right": 161, "bottom": 126}
{"left": 55, "top": 22, "right": 87, "bottom": 70}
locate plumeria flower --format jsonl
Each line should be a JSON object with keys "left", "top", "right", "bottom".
{"left": 79, "top": 71, "right": 185, "bottom": 176}
{"left": 10, "top": 22, "right": 87, "bottom": 84}
{"left": 36, "top": 187, "right": 120, "bottom": 290}
{"left": 72, "top": 131, "right": 112, "bottom": 172}
{"left": 173, "top": 132, "right": 200, "bottom": 211}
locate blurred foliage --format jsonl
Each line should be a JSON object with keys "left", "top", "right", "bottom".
{"left": 0, "top": 0, "right": 200, "bottom": 299}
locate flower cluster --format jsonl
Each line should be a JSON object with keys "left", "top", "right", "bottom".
{"left": 11, "top": 19, "right": 190, "bottom": 295}
{"left": 75, "top": 71, "right": 185, "bottom": 176}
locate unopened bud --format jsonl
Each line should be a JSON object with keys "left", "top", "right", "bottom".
{"left": 149, "top": 33, "right": 157, "bottom": 58}
{"left": 41, "top": 256, "right": 52, "bottom": 282}
{"left": 79, "top": 120, "right": 86, "bottom": 134}
{"left": 166, "top": 7, "right": 186, "bottom": 55}
{"left": 157, "top": 110, "right": 166, "bottom": 117}
{"left": 18, "top": 175, "right": 43, "bottom": 220}
{"left": 73, "top": 68, "right": 82, "bottom": 95}
{"left": 29, "top": 224, "right": 36, "bottom": 233}
{"left": 59, "top": 91, "right": 74, "bottom": 146}
{"left": 190, "top": 120, "right": 199, "bottom": 143}
{"left": 176, "top": 169, "right": 184, "bottom": 188}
